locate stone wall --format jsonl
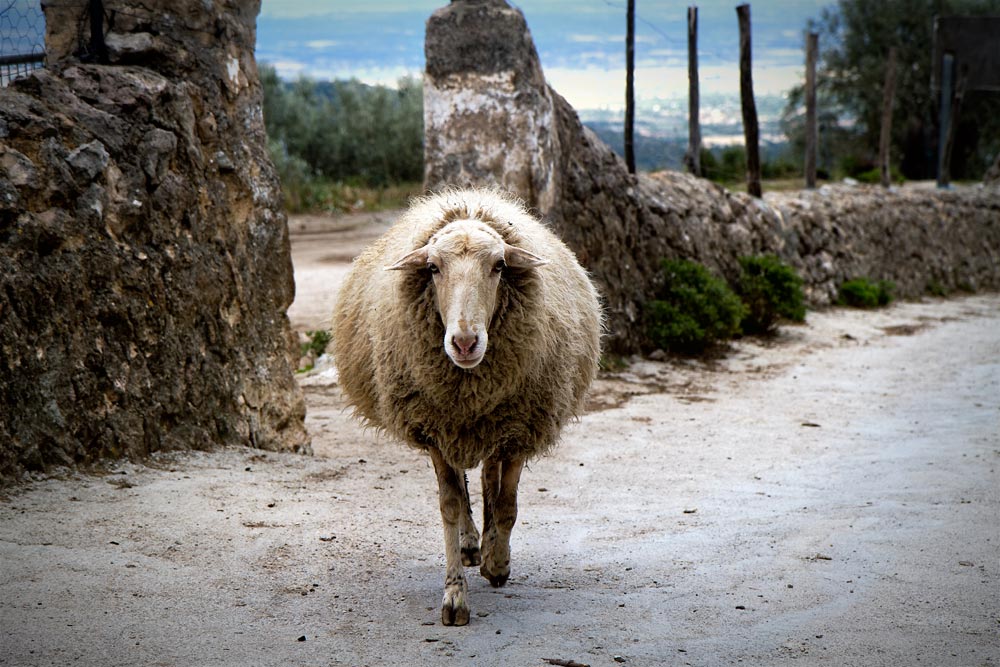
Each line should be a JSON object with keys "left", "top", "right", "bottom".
{"left": 424, "top": 0, "right": 1000, "bottom": 353}
{"left": 0, "top": 0, "right": 309, "bottom": 483}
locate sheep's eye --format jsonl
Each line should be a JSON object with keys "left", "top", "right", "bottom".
{"left": 427, "top": 262, "right": 440, "bottom": 274}
{"left": 493, "top": 259, "right": 506, "bottom": 273}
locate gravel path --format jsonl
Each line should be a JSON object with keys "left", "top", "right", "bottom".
{"left": 1, "top": 215, "right": 997, "bottom": 667}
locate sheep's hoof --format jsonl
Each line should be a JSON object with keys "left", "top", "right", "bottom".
{"left": 484, "top": 571, "right": 509, "bottom": 588}
{"left": 441, "top": 601, "right": 470, "bottom": 626}
{"left": 480, "top": 563, "right": 510, "bottom": 588}
{"left": 441, "top": 579, "right": 469, "bottom": 626}
{"left": 461, "top": 545, "right": 482, "bottom": 567}
{"left": 480, "top": 544, "right": 510, "bottom": 587}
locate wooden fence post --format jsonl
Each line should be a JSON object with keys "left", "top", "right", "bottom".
{"left": 624, "top": 0, "right": 636, "bottom": 174}
{"left": 684, "top": 6, "right": 701, "bottom": 177}
{"left": 804, "top": 32, "right": 818, "bottom": 188}
{"left": 936, "top": 53, "right": 954, "bottom": 188}
{"left": 878, "top": 47, "right": 898, "bottom": 188}
{"left": 89, "top": 0, "right": 108, "bottom": 63}
{"left": 736, "top": 3, "right": 761, "bottom": 197}
{"left": 939, "top": 60, "right": 967, "bottom": 188}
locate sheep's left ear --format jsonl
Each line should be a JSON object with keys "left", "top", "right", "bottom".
{"left": 504, "top": 243, "right": 549, "bottom": 269}
{"left": 385, "top": 245, "right": 430, "bottom": 271}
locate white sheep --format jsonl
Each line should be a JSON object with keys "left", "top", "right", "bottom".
{"left": 332, "top": 188, "right": 602, "bottom": 625}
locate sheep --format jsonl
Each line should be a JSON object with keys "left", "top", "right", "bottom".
{"left": 332, "top": 187, "right": 602, "bottom": 626}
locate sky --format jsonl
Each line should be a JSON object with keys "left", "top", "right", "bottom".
{"left": 256, "top": 0, "right": 835, "bottom": 112}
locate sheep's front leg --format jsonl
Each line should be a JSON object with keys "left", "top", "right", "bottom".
{"left": 459, "top": 472, "right": 482, "bottom": 566}
{"left": 480, "top": 456, "right": 524, "bottom": 587}
{"left": 428, "top": 447, "right": 470, "bottom": 626}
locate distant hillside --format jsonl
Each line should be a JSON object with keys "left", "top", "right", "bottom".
{"left": 584, "top": 121, "right": 793, "bottom": 173}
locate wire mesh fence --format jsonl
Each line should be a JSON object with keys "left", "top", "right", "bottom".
{"left": 1, "top": 0, "right": 45, "bottom": 86}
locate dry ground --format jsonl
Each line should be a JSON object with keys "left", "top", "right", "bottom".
{"left": 1, "top": 212, "right": 998, "bottom": 667}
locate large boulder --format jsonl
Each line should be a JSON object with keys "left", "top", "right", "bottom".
{"left": 424, "top": 0, "right": 1000, "bottom": 353}
{"left": 0, "top": 0, "right": 309, "bottom": 483}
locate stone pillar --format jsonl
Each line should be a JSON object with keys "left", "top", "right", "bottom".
{"left": 0, "top": 0, "right": 309, "bottom": 483}
{"left": 424, "top": 0, "right": 562, "bottom": 217}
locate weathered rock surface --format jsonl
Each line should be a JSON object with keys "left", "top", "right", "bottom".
{"left": 424, "top": 0, "right": 562, "bottom": 215}
{"left": 424, "top": 0, "right": 1000, "bottom": 353}
{"left": 0, "top": 0, "right": 309, "bottom": 483}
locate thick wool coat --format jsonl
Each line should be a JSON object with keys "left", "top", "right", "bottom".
{"left": 332, "top": 189, "right": 602, "bottom": 471}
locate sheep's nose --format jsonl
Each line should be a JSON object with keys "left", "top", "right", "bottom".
{"left": 451, "top": 332, "right": 478, "bottom": 355}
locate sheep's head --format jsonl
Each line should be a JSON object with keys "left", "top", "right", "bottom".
{"left": 387, "top": 219, "right": 547, "bottom": 369}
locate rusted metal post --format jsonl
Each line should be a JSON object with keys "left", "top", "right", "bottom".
{"left": 804, "top": 32, "right": 818, "bottom": 188}
{"left": 685, "top": 6, "right": 701, "bottom": 177}
{"left": 736, "top": 3, "right": 761, "bottom": 197}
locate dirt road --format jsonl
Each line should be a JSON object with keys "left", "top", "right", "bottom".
{"left": 1, "top": 216, "right": 998, "bottom": 667}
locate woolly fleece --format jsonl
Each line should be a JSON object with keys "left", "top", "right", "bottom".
{"left": 332, "top": 189, "right": 602, "bottom": 470}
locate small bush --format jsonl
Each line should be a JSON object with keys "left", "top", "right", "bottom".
{"left": 837, "top": 278, "right": 895, "bottom": 308}
{"left": 735, "top": 255, "right": 806, "bottom": 334}
{"left": 645, "top": 259, "right": 746, "bottom": 354}
{"left": 856, "top": 166, "right": 905, "bottom": 185}
{"left": 599, "top": 354, "right": 629, "bottom": 372}
{"left": 301, "top": 330, "right": 331, "bottom": 358}
{"left": 925, "top": 280, "right": 947, "bottom": 297}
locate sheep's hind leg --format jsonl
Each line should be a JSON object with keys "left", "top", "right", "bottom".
{"left": 480, "top": 456, "right": 524, "bottom": 587}
{"left": 428, "top": 447, "right": 471, "bottom": 626}
{"left": 459, "top": 472, "right": 481, "bottom": 566}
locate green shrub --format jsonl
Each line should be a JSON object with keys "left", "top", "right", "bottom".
{"left": 645, "top": 259, "right": 746, "bottom": 354}
{"left": 837, "top": 278, "right": 895, "bottom": 308}
{"left": 261, "top": 66, "right": 423, "bottom": 191}
{"left": 598, "top": 354, "right": 629, "bottom": 372}
{"left": 856, "top": 166, "right": 904, "bottom": 185}
{"left": 735, "top": 255, "right": 806, "bottom": 334}
{"left": 301, "top": 330, "right": 331, "bottom": 358}
{"left": 925, "top": 279, "right": 947, "bottom": 297}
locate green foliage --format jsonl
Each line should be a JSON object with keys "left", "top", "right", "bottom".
{"left": 301, "top": 330, "right": 332, "bottom": 358}
{"left": 700, "top": 146, "right": 746, "bottom": 184}
{"left": 260, "top": 65, "right": 424, "bottom": 202}
{"left": 734, "top": 256, "right": 806, "bottom": 334}
{"left": 925, "top": 280, "right": 947, "bottom": 297}
{"left": 645, "top": 259, "right": 746, "bottom": 354}
{"left": 276, "top": 171, "right": 420, "bottom": 215}
{"left": 761, "top": 158, "right": 800, "bottom": 180}
{"left": 837, "top": 278, "right": 895, "bottom": 308}
{"left": 855, "top": 166, "right": 904, "bottom": 185}
{"left": 700, "top": 146, "right": 802, "bottom": 188}
{"left": 783, "top": 0, "right": 1000, "bottom": 180}
{"left": 598, "top": 354, "right": 630, "bottom": 372}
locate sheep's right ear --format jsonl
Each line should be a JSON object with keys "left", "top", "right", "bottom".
{"left": 385, "top": 246, "right": 430, "bottom": 271}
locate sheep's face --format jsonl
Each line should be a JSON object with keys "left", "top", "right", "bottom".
{"left": 387, "top": 219, "right": 547, "bottom": 369}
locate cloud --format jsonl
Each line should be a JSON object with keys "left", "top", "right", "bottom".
{"left": 759, "top": 47, "right": 806, "bottom": 65}
{"left": 306, "top": 40, "right": 338, "bottom": 50}
{"left": 260, "top": 0, "right": 439, "bottom": 18}
{"left": 544, "top": 59, "right": 803, "bottom": 111}
{"left": 265, "top": 58, "right": 308, "bottom": 78}
{"left": 566, "top": 34, "right": 658, "bottom": 44}
{"left": 567, "top": 34, "right": 612, "bottom": 44}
